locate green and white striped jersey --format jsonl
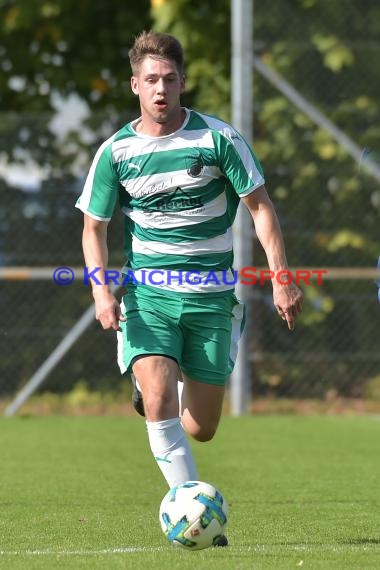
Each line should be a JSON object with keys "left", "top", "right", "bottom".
{"left": 76, "top": 108, "right": 265, "bottom": 295}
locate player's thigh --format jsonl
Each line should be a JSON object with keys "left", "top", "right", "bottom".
{"left": 118, "top": 287, "right": 183, "bottom": 375}
{"left": 181, "top": 375, "right": 225, "bottom": 442}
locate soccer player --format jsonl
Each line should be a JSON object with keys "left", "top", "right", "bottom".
{"left": 76, "top": 31, "right": 303, "bottom": 544}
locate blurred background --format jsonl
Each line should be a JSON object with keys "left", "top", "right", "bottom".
{"left": 1, "top": 0, "right": 379, "bottom": 413}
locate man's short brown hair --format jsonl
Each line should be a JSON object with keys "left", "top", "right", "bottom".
{"left": 129, "top": 31, "right": 184, "bottom": 75}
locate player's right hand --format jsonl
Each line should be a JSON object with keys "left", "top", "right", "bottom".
{"left": 93, "top": 290, "right": 126, "bottom": 331}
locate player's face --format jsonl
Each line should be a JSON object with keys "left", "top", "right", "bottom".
{"left": 131, "top": 55, "right": 185, "bottom": 134}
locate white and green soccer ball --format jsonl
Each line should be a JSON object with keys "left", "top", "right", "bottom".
{"left": 159, "top": 480, "right": 228, "bottom": 550}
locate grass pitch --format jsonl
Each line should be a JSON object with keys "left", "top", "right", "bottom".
{"left": 0, "top": 414, "right": 379, "bottom": 569}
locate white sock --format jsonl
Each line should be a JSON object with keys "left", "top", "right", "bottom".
{"left": 146, "top": 417, "right": 198, "bottom": 488}
{"left": 177, "top": 381, "right": 184, "bottom": 415}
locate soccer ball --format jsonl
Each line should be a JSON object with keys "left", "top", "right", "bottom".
{"left": 159, "top": 480, "right": 228, "bottom": 550}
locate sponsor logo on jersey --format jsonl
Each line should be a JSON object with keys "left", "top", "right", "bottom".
{"left": 155, "top": 187, "right": 204, "bottom": 211}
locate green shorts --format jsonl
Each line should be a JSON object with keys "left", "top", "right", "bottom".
{"left": 117, "top": 286, "right": 246, "bottom": 386}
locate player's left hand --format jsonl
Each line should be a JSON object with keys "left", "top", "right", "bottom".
{"left": 273, "top": 281, "right": 303, "bottom": 331}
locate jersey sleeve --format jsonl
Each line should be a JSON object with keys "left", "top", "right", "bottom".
{"left": 213, "top": 127, "right": 265, "bottom": 197}
{"left": 75, "top": 137, "right": 120, "bottom": 221}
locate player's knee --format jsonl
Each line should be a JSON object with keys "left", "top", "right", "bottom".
{"left": 144, "top": 392, "right": 176, "bottom": 418}
{"left": 189, "top": 423, "right": 218, "bottom": 442}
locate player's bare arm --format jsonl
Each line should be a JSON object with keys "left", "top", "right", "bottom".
{"left": 82, "top": 214, "right": 125, "bottom": 331}
{"left": 241, "top": 186, "right": 303, "bottom": 330}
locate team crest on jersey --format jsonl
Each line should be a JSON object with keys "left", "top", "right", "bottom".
{"left": 186, "top": 153, "right": 204, "bottom": 178}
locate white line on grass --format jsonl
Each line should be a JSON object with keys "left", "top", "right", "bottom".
{"left": 0, "top": 547, "right": 166, "bottom": 557}
{"left": 0, "top": 543, "right": 377, "bottom": 557}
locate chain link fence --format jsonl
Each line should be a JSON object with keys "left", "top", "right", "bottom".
{"left": 1, "top": 2, "right": 379, "bottom": 411}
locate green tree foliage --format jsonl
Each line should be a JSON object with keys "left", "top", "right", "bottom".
{"left": 253, "top": 0, "right": 380, "bottom": 266}
{"left": 151, "top": 0, "right": 231, "bottom": 118}
{"left": 1, "top": 0, "right": 151, "bottom": 111}
{"left": 0, "top": 0, "right": 152, "bottom": 169}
